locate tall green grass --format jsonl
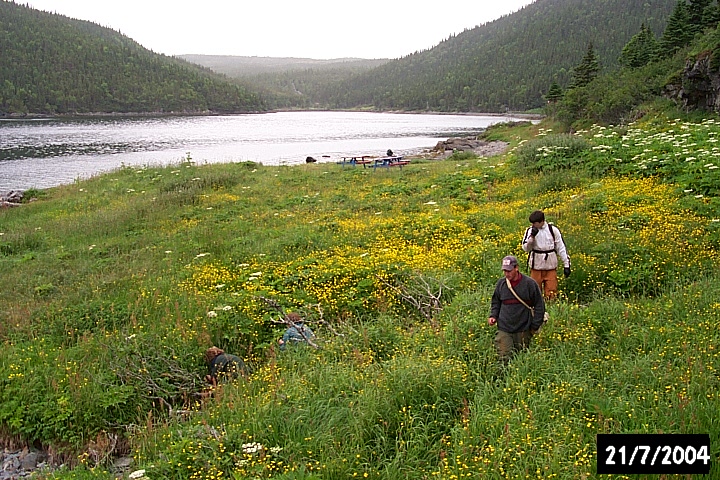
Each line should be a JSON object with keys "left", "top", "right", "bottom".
{"left": 1, "top": 117, "right": 719, "bottom": 478}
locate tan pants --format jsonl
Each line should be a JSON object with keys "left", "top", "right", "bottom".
{"left": 530, "top": 268, "right": 558, "bottom": 300}
{"left": 494, "top": 329, "right": 533, "bottom": 367}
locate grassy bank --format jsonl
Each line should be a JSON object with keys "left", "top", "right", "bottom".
{"left": 1, "top": 117, "right": 719, "bottom": 479}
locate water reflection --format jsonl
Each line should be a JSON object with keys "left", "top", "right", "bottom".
{"left": 0, "top": 111, "right": 529, "bottom": 190}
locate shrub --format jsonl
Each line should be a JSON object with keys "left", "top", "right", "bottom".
{"left": 514, "top": 134, "right": 591, "bottom": 172}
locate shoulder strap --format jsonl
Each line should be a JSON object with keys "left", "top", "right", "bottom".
{"left": 505, "top": 278, "right": 535, "bottom": 316}
{"left": 548, "top": 223, "right": 556, "bottom": 241}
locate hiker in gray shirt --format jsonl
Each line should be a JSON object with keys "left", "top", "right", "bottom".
{"left": 488, "top": 255, "right": 545, "bottom": 368}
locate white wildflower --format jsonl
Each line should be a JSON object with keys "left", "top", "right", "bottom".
{"left": 207, "top": 311, "right": 218, "bottom": 318}
{"left": 424, "top": 201, "right": 437, "bottom": 205}
{"left": 242, "top": 442, "right": 263, "bottom": 454}
{"left": 129, "top": 470, "right": 146, "bottom": 479}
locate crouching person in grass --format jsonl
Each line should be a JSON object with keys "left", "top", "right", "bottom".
{"left": 278, "top": 312, "right": 317, "bottom": 351}
{"left": 204, "top": 346, "right": 247, "bottom": 387}
{"left": 488, "top": 255, "right": 545, "bottom": 373}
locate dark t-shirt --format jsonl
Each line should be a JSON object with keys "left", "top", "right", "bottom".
{"left": 209, "top": 353, "right": 246, "bottom": 382}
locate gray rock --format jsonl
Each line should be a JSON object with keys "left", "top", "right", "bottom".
{"left": 113, "top": 456, "right": 134, "bottom": 472}
{"left": 19, "top": 451, "right": 39, "bottom": 470}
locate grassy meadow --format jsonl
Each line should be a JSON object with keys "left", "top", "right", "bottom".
{"left": 1, "top": 116, "right": 719, "bottom": 479}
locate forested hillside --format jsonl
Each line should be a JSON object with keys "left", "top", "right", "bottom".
{"left": 179, "top": 55, "right": 389, "bottom": 77}
{"left": 0, "top": 0, "right": 682, "bottom": 115}
{"left": 268, "top": 0, "right": 677, "bottom": 112}
{"left": 244, "top": 64, "right": 393, "bottom": 109}
{"left": 180, "top": 55, "right": 390, "bottom": 109}
{"left": 0, "top": 1, "right": 265, "bottom": 115}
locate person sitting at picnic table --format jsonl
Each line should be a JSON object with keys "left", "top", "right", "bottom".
{"left": 278, "top": 312, "right": 316, "bottom": 350}
{"left": 204, "top": 346, "right": 247, "bottom": 386}
{"left": 386, "top": 149, "right": 394, "bottom": 156}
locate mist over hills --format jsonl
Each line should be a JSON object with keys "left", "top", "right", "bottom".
{"left": 178, "top": 55, "right": 390, "bottom": 77}
{"left": 2, "top": 0, "right": 678, "bottom": 115}
{"left": 181, "top": 0, "right": 678, "bottom": 112}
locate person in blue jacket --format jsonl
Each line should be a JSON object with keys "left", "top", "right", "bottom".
{"left": 278, "top": 312, "right": 316, "bottom": 350}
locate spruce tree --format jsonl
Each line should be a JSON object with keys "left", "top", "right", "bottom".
{"left": 569, "top": 43, "right": 600, "bottom": 88}
{"left": 688, "top": 0, "right": 713, "bottom": 34}
{"left": 659, "top": 0, "right": 693, "bottom": 56}
{"left": 545, "top": 82, "right": 564, "bottom": 102}
{"left": 619, "top": 24, "right": 660, "bottom": 68}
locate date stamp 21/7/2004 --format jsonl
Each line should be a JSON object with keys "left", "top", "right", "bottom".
{"left": 597, "top": 434, "right": 711, "bottom": 475}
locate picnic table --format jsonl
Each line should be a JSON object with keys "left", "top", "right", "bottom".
{"left": 338, "top": 155, "right": 375, "bottom": 167}
{"left": 373, "top": 155, "right": 409, "bottom": 169}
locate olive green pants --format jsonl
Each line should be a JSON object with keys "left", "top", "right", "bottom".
{"left": 494, "top": 329, "right": 533, "bottom": 367}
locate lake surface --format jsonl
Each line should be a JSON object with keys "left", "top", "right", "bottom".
{"left": 0, "top": 111, "right": 529, "bottom": 191}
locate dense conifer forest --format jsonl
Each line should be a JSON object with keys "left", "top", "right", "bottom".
{"left": 184, "top": 0, "right": 678, "bottom": 113}
{"left": 319, "top": 0, "right": 677, "bottom": 112}
{"left": 0, "top": 0, "right": 710, "bottom": 118}
{"left": 0, "top": 1, "right": 265, "bottom": 115}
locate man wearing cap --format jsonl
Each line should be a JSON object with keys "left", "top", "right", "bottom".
{"left": 488, "top": 255, "right": 545, "bottom": 369}
{"left": 521, "top": 210, "right": 571, "bottom": 300}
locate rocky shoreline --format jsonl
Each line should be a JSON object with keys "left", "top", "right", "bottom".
{"left": 1, "top": 446, "right": 50, "bottom": 479}
{"left": 427, "top": 137, "right": 510, "bottom": 158}
{"left": 0, "top": 446, "right": 136, "bottom": 479}
{"left": 0, "top": 191, "right": 25, "bottom": 208}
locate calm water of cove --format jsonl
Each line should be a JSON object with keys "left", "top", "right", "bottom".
{"left": 0, "top": 111, "right": 528, "bottom": 191}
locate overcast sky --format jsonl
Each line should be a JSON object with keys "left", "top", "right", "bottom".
{"left": 22, "top": 0, "right": 535, "bottom": 59}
